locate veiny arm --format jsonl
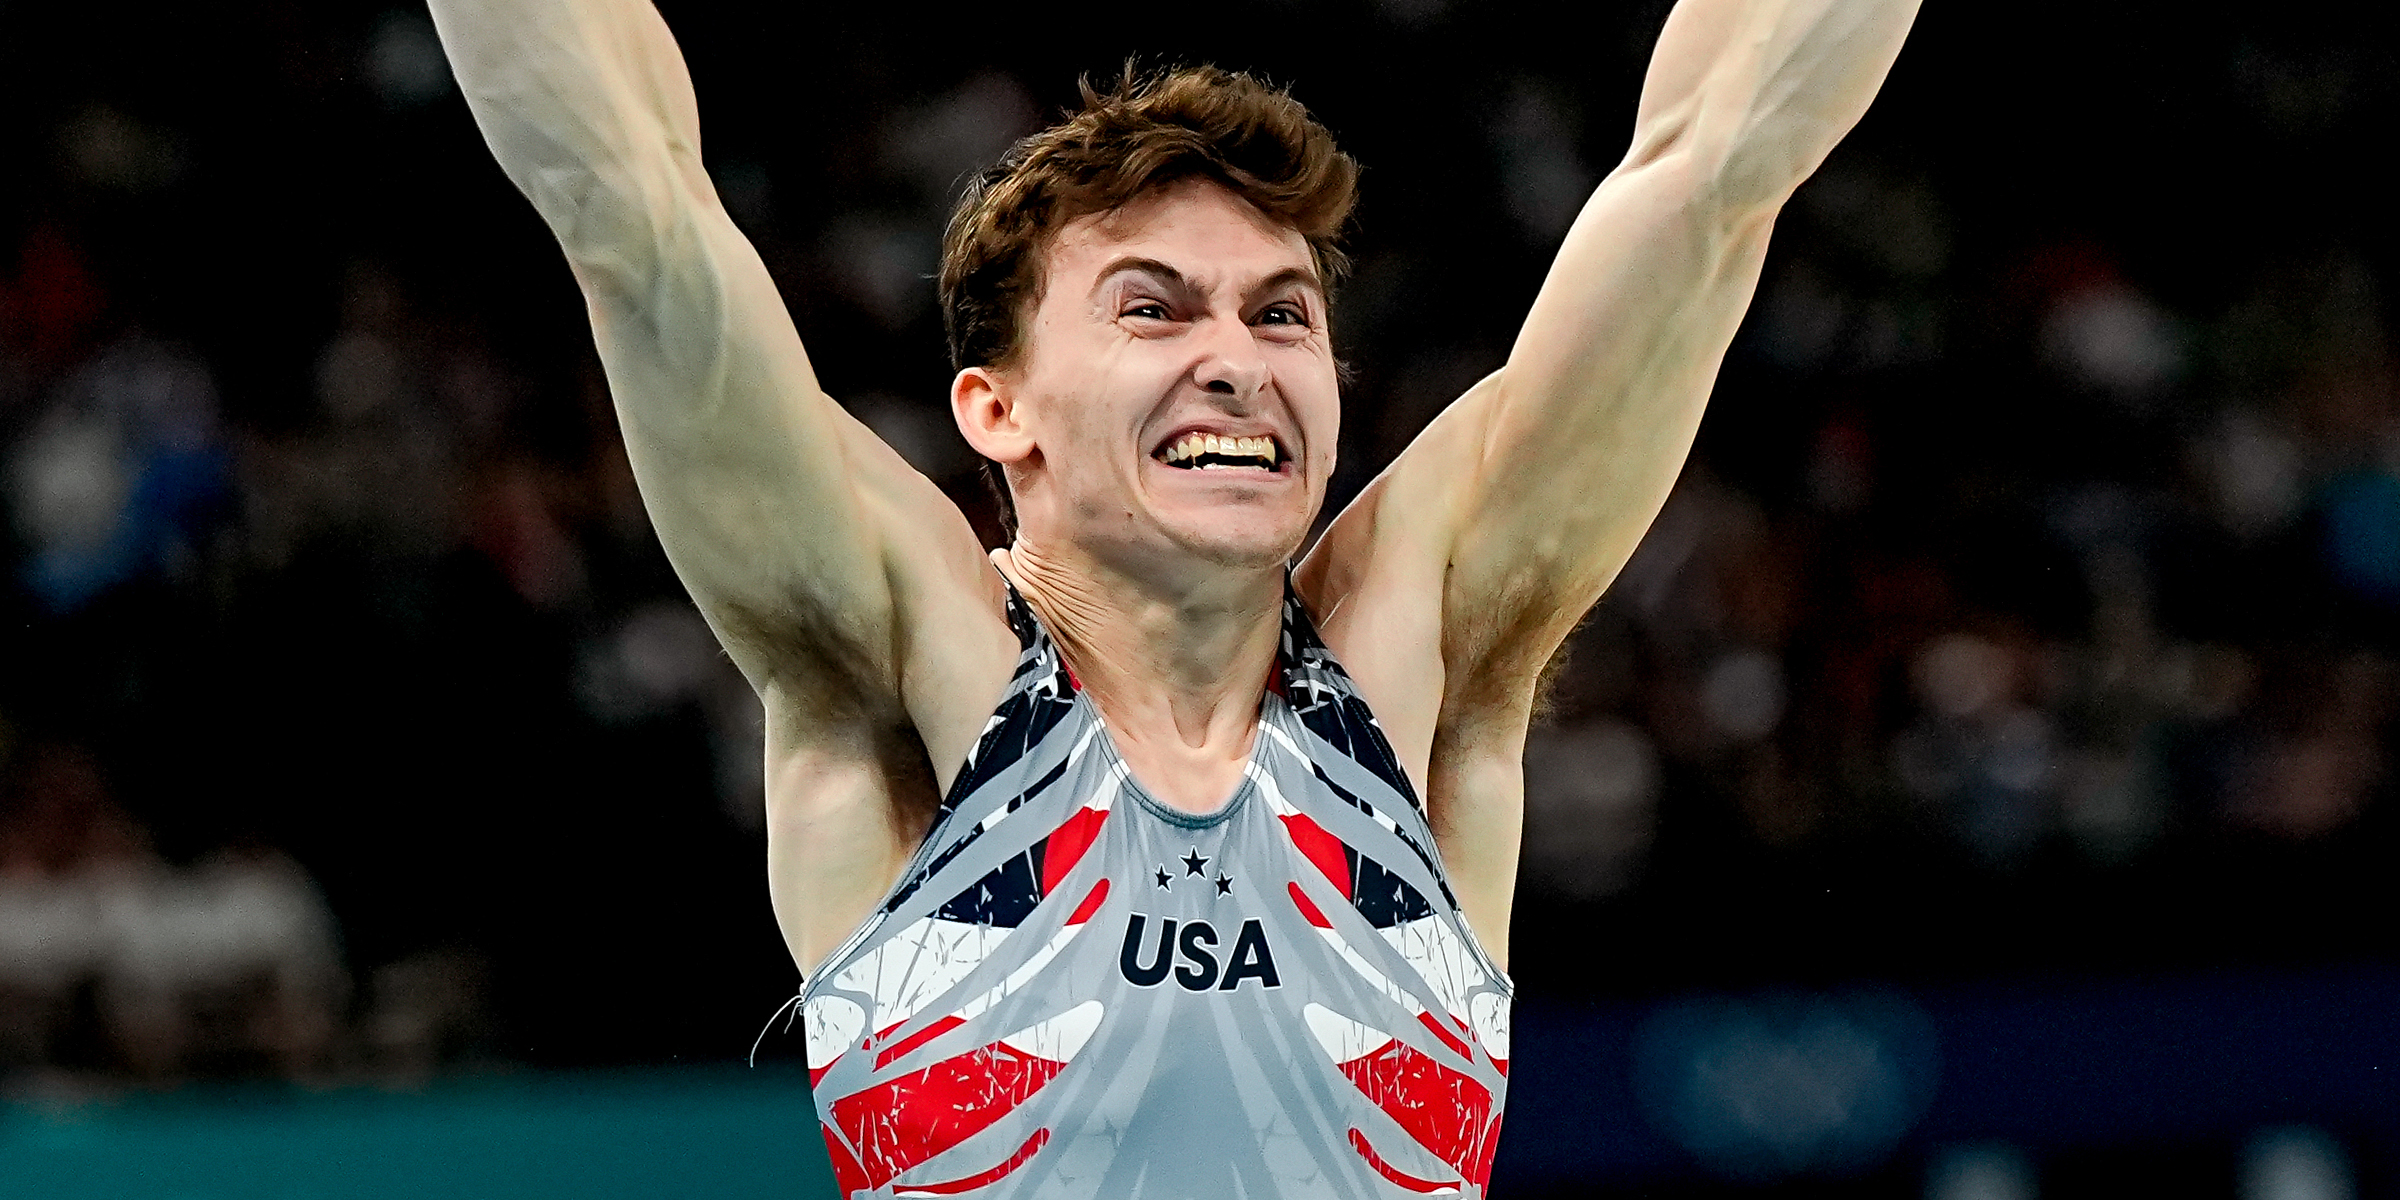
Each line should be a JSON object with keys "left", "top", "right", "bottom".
{"left": 1301, "top": 0, "right": 1920, "bottom": 959}
{"left": 1454, "top": 0, "right": 1922, "bottom": 659}
{"left": 1482, "top": 0, "right": 1921, "bottom": 679}
{"left": 427, "top": 0, "right": 1011, "bottom": 969}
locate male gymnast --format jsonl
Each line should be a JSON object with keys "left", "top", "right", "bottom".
{"left": 429, "top": 0, "right": 1918, "bottom": 1194}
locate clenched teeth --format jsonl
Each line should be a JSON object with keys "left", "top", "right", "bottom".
{"left": 1160, "top": 432, "right": 1281, "bottom": 468}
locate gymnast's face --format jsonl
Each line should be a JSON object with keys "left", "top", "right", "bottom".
{"left": 954, "top": 177, "right": 1340, "bottom": 578}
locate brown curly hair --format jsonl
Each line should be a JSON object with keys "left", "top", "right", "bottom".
{"left": 939, "top": 64, "right": 1362, "bottom": 376}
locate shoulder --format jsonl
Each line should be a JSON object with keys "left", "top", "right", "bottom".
{"left": 1297, "top": 371, "right": 1557, "bottom": 789}
{"left": 1295, "top": 477, "right": 1443, "bottom": 800}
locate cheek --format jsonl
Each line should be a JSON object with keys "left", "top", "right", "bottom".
{"left": 1295, "top": 374, "right": 1341, "bottom": 457}
{"left": 1071, "top": 347, "right": 1174, "bottom": 448}
{"left": 1036, "top": 391, "right": 1129, "bottom": 489}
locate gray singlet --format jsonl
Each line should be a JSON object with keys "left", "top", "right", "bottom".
{"left": 795, "top": 577, "right": 1513, "bottom": 1198}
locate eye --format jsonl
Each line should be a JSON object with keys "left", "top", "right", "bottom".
{"left": 1121, "top": 300, "right": 1171, "bottom": 321}
{"left": 1256, "top": 303, "right": 1309, "bottom": 328}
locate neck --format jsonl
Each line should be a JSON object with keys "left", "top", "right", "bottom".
{"left": 996, "top": 537, "right": 1284, "bottom": 800}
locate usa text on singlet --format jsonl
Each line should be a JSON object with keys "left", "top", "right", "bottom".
{"left": 796, "top": 578, "right": 1513, "bottom": 1198}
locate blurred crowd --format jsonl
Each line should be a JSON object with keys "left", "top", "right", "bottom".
{"left": 0, "top": 743, "right": 342, "bottom": 1081}
{"left": 3, "top": 0, "right": 2395, "bottom": 1102}
{"left": 1520, "top": 221, "right": 2400, "bottom": 898}
{"left": 0, "top": 234, "right": 737, "bottom": 1081}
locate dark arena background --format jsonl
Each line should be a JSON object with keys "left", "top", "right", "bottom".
{"left": 4, "top": 1, "right": 2399, "bottom": 1197}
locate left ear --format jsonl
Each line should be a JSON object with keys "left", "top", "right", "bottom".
{"left": 951, "top": 366, "right": 1035, "bottom": 466}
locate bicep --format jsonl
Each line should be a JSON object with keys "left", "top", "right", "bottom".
{"left": 586, "top": 193, "right": 1013, "bottom": 780}
{"left": 1316, "top": 166, "right": 1769, "bottom": 681}
{"left": 580, "top": 200, "right": 898, "bottom": 685}
{"left": 1445, "top": 151, "right": 1776, "bottom": 678}
{"left": 1352, "top": 0, "right": 1917, "bottom": 686}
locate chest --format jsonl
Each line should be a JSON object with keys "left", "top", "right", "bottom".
{"left": 799, "top": 704, "right": 1513, "bottom": 1197}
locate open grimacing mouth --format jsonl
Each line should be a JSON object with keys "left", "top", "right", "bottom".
{"left": 1152, "top": 430, "right": 1291, "bottom": 472}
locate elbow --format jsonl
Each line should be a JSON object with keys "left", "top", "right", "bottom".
{"left": 1619, "top": 96, "right": 1798, "bottom": 227}
{"left": 1622, "top": 102, "right": 1695, "bottom": 173}
{"left": 1607, "top": 135, "right": 1784, "bottom": 250}
{"left": 537, "top": 160, "right": 700, "bottom": 300}
{"left": 544, "top": 187, "right": 651, "bottom": 298}
{"left": 1633, "top": 91, "right": 1831, "bottom": 226}
{"left": 1707, "top": 122, "right": 1827, "bottom": 218}
{"left": 479, "top": 122, "right": 702, "bottom": 296}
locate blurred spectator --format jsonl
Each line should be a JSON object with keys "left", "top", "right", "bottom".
{"left": 2223, "top": 653, "right": 2392, "bottom": 841}
{"left": 0, "top": 226, "right": 107, "bottom": 398}
{"left": 1890, "top": 630, "right": 2058, "bottom": 863}
{"left": 240, "top": 263, "right": 460, "bottom": 574}
{"left": 93, "top": 842, "right": 347, "bottom": 1081}
{"left": 6, "top": 335, "right": 228, "bottom": 613}
{"left": 360, "top": 946, "right": 491, "bottom": 1079}
{"left": 0, "top": 745, "right": 343, "bottom": 1083}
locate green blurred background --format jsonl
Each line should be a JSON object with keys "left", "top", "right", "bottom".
{"left": 0, "top": 1067, "right": 834, "bottom": 1198}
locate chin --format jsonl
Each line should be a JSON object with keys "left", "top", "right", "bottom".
{"left": 1162, "top": 512, "right": 1312, "bottom": 571}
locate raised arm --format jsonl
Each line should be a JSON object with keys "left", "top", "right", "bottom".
{"left": 1461, "top": 0, "right": 1919, "bottom": 672}
{"left": 429, "top": 0, "right": 1014, "bottom": 968}
{"left": 1299, "top": 0, "right": 1919, "bottom": 949}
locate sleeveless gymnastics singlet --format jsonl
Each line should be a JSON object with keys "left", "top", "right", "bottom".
{"left": 797, "top": 578, "right": 1513, "bottom": 1198}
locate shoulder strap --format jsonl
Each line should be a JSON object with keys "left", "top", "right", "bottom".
{"left": 1273, "top": 571, "right": 1422, "bottom": 807}
{"left": 997, "top": 570, "right": 1040, "bottom": 651}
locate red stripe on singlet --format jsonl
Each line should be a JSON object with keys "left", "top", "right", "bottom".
{"left": 1345, "top": 1127, "right": 1461, "bottom": 1195}
{"left": 893, "top": 1128, "right": 1051, "bottom": 1196}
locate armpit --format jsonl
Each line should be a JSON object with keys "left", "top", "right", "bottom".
{"left": 714, "top": 590, "right": 899, "bottom": 728}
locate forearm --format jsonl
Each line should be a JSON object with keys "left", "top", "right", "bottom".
{"left": 428, "top": 0, "right": 707, "bottom": 281}
{"left": 429, "top": 0, "right": 792, "bottom": 467}
{"left": 1493, "top": 0, "right": 1924, "bottom": 472}
{"left": 1639, "top": 0, "right": 1922, "bottom": 209}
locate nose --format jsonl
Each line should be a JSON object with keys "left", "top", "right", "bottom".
{"left": 1192, "top": 314, "right": 1268, "bottom": 406}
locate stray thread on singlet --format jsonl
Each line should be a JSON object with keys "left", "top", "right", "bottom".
{"left": 749, "top": 993, "right": 803, "bottom": 1068}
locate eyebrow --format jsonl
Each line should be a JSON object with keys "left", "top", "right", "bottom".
{"left": 1247, "top": 266, "right": 1324, "bottom": 302}
{"left": 1093, "top": 256, "right": 1325, "bottom": 306}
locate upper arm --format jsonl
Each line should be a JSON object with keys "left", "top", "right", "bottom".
{"left": 578, "top": 187, "right": 978, "bottom": 696}
{"left": 1441, "top": 147, "right": 1777, "bottom": 686}
{"left": 1302, "top": 0, "right": 1913, "bottom": 969}
{"left": 1305, "top": 130, "right": 1778, "bottom": 758}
